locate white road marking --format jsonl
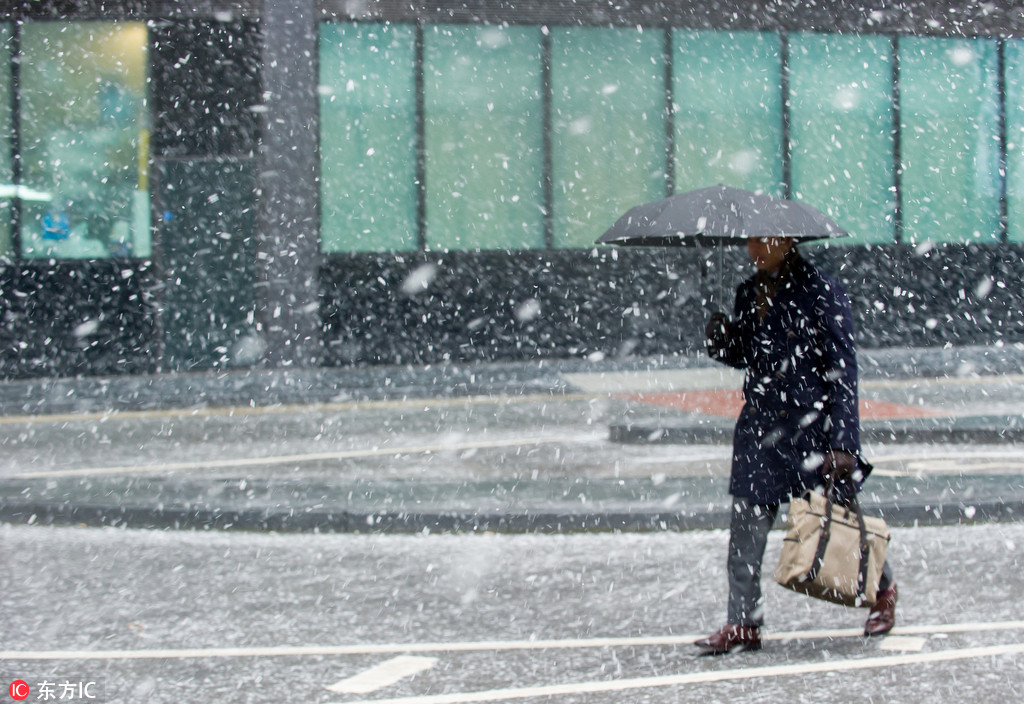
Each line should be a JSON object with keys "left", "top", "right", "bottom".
{"left": 867, "top": 449, "right": 1024, "bottom": 476}
{"left": 873, "top": 460, "right": 1024, "bottom": 477}
{"left": 878, "top": 636, "right": 927, "bottom": 651}
{"left": 2, "top": 620, "right": 1023, "bottom": 662}
{"left": 330, "top": 642, "right": 1024, "bottom": 704}
{"left": 860, "top": 374, "right": 1024, "bottom": 389}
{"left": 15, "top": 444, "right": 1018, "bottom": 480}
{"left": 326, "top": 656, "right": 438, "bottom": 694}
{"left": 869, "top": 449, "right": 1024, "bottom": 463}
{"left": 0, "top": 636, "right": 706, "bottom": 661}
{"left": 10, "top": 434, "right": 603, "bottom": 479}
{"left": 11, "top": 443, "right": 1019, "bottom": 480}
{"left": 562, "top": 368, "right": 744, "bottom": 394}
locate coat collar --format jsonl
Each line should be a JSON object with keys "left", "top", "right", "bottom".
{"left": 754, "top": 247, "right": 803, "bottom": 321}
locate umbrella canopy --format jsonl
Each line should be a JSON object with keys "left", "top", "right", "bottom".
{"left": 597, "top": 184, "right": 848, "bottom": 247}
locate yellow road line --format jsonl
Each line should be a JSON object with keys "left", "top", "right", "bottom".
{"left": 0, "top": 392, "right": 600, "bottom": 426}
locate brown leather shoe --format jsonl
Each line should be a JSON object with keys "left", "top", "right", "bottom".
{"left": 864, "top": 583, "right": 898, "bottom": 636}
{"left": 695, "top": 624, "right": 762, "bottom": 654}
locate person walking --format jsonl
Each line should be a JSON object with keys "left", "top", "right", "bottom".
{"left": 696, "top": 235, "right": 897, "bottom": 655}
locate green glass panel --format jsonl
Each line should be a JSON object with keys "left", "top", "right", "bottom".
{"left": 1005, "top": 40, "right": 1024, "bottom": 243}
{"left": 789, "top": 34, "right": 896, "bottom": 245}
{"left": 424, "top": 25, "right": 544, "bottom": 251}
{"left": 19, "top": 21, "right": 150, "bottom": 259}
{"left": 319, "top": 23, "right": 418, "bottom": 253}
{"left": 550, "top": 27, "right": 667, "bottom": 249}
{"left": 673, "top": 31, "right": 783, "bottom": 195}
{"left": 900, "top": 37, "right": 1001, "bottom": 244}
{"left": 0, "top": 24, "right": 12, "bottom": 257}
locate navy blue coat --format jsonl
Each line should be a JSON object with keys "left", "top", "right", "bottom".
{"left": 711, "top": 252, "right": 864, "bottom": 505}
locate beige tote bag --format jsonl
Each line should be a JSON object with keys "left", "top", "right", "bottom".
{"left": 774, "top": 490, "right": 890, "bottom": 607}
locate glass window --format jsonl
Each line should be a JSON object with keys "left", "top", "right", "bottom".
{"left": 0, "top": 24, "right": 12, "bottom": 257}
{"left": 1005, "top": 39, "right": 1024, "bottom": 243}
{"left": 424, "top": 25, "right": 544, "bottom": 251}
{"left": 673, "top": 31, "right": 783, "bottom": 195}
{"left": 899, "top": 37, "right": 1001, "bottom": 244}
{"left": 319, "top": 23, "right": 418, "bottom": 253}
{"left": 18, "top": 21, "right": 149, "bottom": 259}
{"left": 789, "top": 34, "right": 896, "bottom": 245}
{"left": 550, "top": 26, "right": 667, "bottom": 249}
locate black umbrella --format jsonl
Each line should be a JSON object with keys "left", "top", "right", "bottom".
{"left": 597, "top": 184, "right": 849, "bottom": 310}
{"left": 598, "top": 184, "right": 848, "bottom": 246}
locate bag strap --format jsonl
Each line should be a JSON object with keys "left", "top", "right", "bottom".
{"left": 848, "top": 490, "right": 871, "bottom": 601}
{"left": 806, "top": 477, "right": 871, "bottom": 601}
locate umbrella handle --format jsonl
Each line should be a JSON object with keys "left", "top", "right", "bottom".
{"left": 698, "top": 245, "right": 722, "bottom": 315}
{"left": 718, "top": 243, "right": 725, "bottom": 314}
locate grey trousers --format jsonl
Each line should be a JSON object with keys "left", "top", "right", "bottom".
{"left": 727, "top": 497, "right": 894, "bottom": 626}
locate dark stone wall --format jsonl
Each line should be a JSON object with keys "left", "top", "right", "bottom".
{"left": 821, "top": 243, "right": 1024, "bottom": 350}
{"left": 0, "top": 260, "right": 158, "bottom": 377}
{"left": 317, "top": 244, "right": 1024, "bottom": 369}
{"left": 5, "top": 243, "right": 1023, "bottom": 379}
{"left": 320, "top": 249, "right": 703, "bottom": 367}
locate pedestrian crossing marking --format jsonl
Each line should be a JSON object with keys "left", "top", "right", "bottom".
{"left": 327, "top": 656, "right": 438, "bottom": 694}
{"left": 878, "top": 636, "right": 927, "bottom": 651}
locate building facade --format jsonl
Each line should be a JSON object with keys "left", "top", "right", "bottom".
{"left": 1, "top": 0, "right": 1023, "bottom": 379}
